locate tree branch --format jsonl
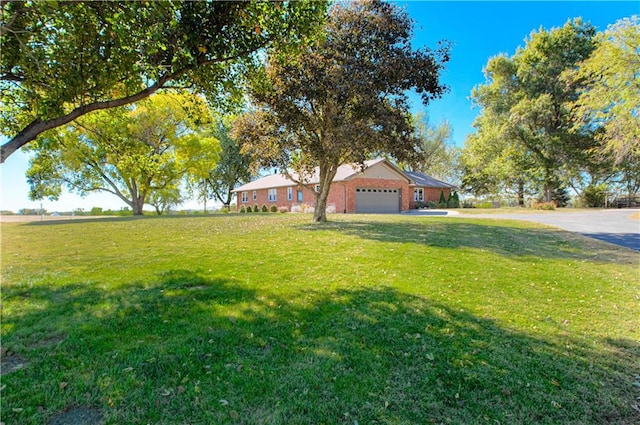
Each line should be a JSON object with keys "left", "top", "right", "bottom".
{"left": 0, "top": 71, "right": 25, "bottom": 82}
{"left": 1, "top": 75, "right": 171, "bottom": 163}
{"left": 1, "top": 43, "right": 268, "bottom": 164}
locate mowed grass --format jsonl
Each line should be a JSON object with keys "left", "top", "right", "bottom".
{"left": 1, "top": 214, "right": 639, "bottom": 424}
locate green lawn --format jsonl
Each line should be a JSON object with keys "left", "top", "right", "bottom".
{"left": 1, "top": 214, "right": 639, "bottom": 424}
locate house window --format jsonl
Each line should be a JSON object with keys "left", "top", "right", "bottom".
{"left": 241, "top": 192, "right": 248, "bottom": 203}
{"left": 268, "top": 189, "right": 277, "bottom": 202}
{"left": 414, "top": 188, "right": 424, "bottom": 202}
{"left": 297, "top": 190, "right": 303, "bottom": 202}
{"left": 287, "top": 187, "right": 293, "bottom": 201}
{"left": 252, "top": 191, "right": 257, "bottom": 201}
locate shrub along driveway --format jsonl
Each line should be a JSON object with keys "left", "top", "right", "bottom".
{"left": 458, "top": 209, "right": 640, "bottom": 251}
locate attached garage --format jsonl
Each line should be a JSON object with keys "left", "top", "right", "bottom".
{"left": 355, "top": 188, "right": 401, "bottom": 213}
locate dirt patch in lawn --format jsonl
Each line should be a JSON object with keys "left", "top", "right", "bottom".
{"left": 1, "top": 334, "right": 66, "bottom": 375}
{"left": 49, "top": 406, "right": 103, "bottom": 425}
{"left": 31, "top": 334, "right": 67, "bottom": 349}
{"left": 0, "top": 347, "right": 27, "bottom": 375}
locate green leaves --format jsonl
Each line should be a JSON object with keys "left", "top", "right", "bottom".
{"left": 463, "top": 19, "right": 600, "bottom": 202}
{"left": 1, "top": 0, "right": 328, "bottom": 162}
{"left": 571, "top": 16, "right": 640, "bottom": 166}
{"left": 204, "top": 117, "right": 255, "bottom": 206}
{"left": 26, "top": 93, "right": 219, "bottom": 214}
{"left": 236, "top": 0, "right": 449, "bottom": 221}
{"left": 465, "top": 17, "right": 640, "bottom": 202}
{"left": 406, "top": 114, "right": 460, "bottom": 184}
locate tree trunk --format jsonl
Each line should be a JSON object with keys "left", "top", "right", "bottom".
{"left": 518, "top": 179, "right": 525, "bottom": 207}
{"left": 544, "top": 187, "right": 552, "bottom": 203}
{"left": 312, "top": 161, "right": 338, "bottom": 222}
{"left": 313, "top": 189, "right": 328, "bottom": 222}
{"left": 543, "top": 177, "right": 553, "bottom": 203}
{"left": 224, "top": 189, "right": 233, "bottom": 209}
{"left": 132, "top": 197, "right": 145, "bottom": 215}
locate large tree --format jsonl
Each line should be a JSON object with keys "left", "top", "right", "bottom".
{"left": 464, "top": 19, "right": 598, "bottom": 203}
{"left": 26, "top": 93, "right": 219, "bottom": 215}
{"left": 206, "top": 117, "right": 255, "bottom": 208}
{"left": 0, "top": 0, "right": 327, "bottom": 163}
{"left": 234, "top": 0, "right": 449, "bottom": 222}
{"left": 571, "top": 16, "right": 640, "bottom": 197}
{"left": 149, "top": 185, "right": 183, "bottom": 216}
{"left": 461, "top": 55, "right": 541, "bottom": 205}
{"left": 572, "top": 16, "right": 639, "bottom": 164}
{"left": 461, "top": 119, "right": 541, "bottom": 205}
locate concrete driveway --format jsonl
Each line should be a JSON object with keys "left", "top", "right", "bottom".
{"left": 458, "top": 209, "right": 640, "bottom": 252}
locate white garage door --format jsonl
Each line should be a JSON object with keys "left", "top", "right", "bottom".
{"left": 355, "top": 188, "right": 400, "bottom": 213}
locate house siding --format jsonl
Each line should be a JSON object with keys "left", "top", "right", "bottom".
{"left": 409, "top": 187, "right": 452, "bottom": 209}
{"left": 237, "top": 180, "right": 411, "bottom": 213}
{"left": 238, "top": 184, "right": 451, "bottom": 213}
{"left": 237, "top": 185, "right": 320, "bottom": 212}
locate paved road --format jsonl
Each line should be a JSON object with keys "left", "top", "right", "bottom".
{"left": 460, "top": 209, "right": 640, "bottom": 252}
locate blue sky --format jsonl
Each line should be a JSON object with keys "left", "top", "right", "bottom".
{"left": 403, "top": 0, "right": 639, "bottom": 145}
{"left": 1, "top": 1, "right": 638, "bottom": 212}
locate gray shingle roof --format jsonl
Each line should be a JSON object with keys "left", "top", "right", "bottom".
{"left": 403, "top": 171, "right": 456, "bottom": 189}
{"left": 233, "top": 159, "right": 455, "bottom": 192}
{"left": 233, "top": 159, "right": 387, "bottom": 192}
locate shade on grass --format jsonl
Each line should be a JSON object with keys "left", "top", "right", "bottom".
{"left": 2, "top": 214, "right": 638, "bottom": 424}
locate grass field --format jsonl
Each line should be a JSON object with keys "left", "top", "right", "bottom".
{"left": 1, "top": 214, "right": 639, "bottom": 424}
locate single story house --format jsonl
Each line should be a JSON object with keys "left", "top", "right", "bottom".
{"left": 232, "top": 158, "right": 455, "bottom": 214}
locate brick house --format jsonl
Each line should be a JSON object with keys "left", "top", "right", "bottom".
{"left": 232, "top": 158, "right": 455, "bottom": 214}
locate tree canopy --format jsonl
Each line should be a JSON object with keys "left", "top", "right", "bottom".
{"left": 234, "top": 0, "right": 449, "bottom": 222}
{"left": 205, "top": 117, "right": 255, "bottom": 208}
{"left": 572, "top": 16, "right": 639, "bottom": 163}
{"left": 462, "top": 19, "right": 598, "bottom": 204}
{"left": 26, "top": 93, "right": 218, "bottom": 215}
{"left": 402, "top": 114, "right": 460, "bottom": 185}
{"left": 0, "top": 0, "right": 327, "bottom": 163}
